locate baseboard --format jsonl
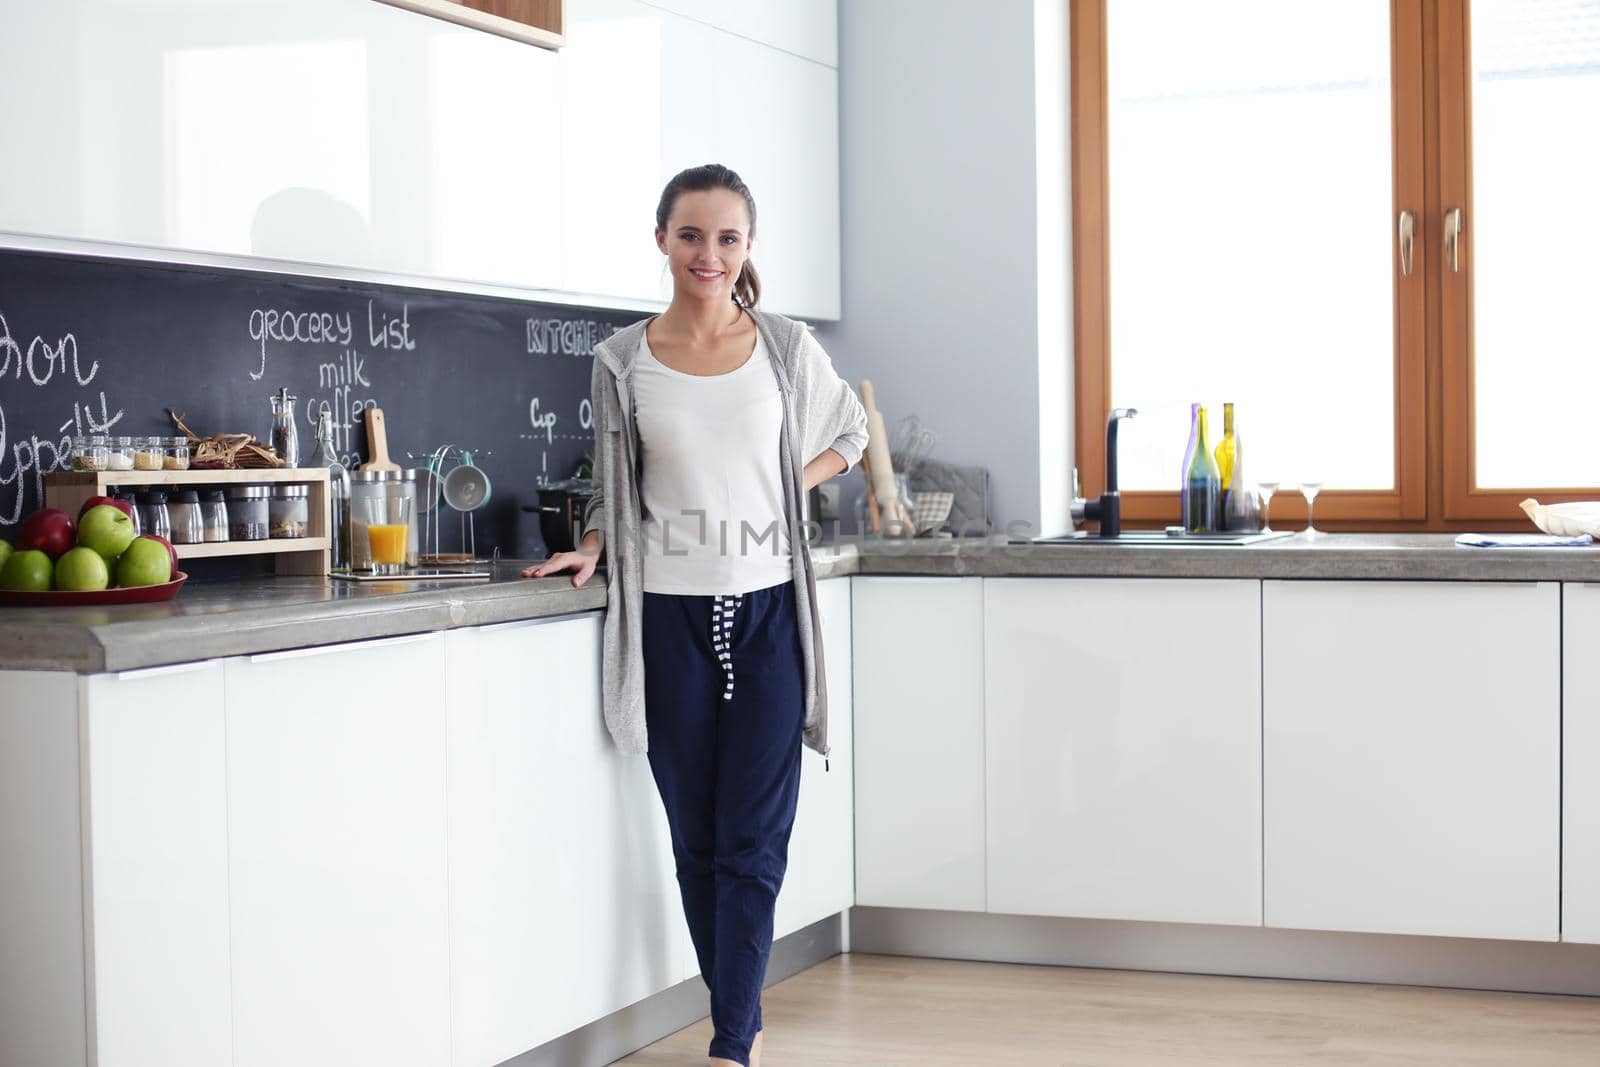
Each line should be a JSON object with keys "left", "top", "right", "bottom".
{"left": 847, "top": 906, "right": 1600, "bottom": 998}
{"left": 496, "top": 913, "right": 845, "bottom": 1067}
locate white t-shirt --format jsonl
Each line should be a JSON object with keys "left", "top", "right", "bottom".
{"left": 634, "top": 328, "right": 792, "bottom": 595}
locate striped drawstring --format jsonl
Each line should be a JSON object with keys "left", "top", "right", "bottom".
{"left": 711, "top": 592, "right": 743, "bottom": 701}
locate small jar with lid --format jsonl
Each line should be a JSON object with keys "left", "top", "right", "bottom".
{"left": 107, "top": 435, "right": 135, "bottom": 471}
{"left": 226, "top": 485, "right": 270, "bottom": 541}
{"left": 164, "top": 436, "right": 191, "bottom": 471}
{"left": 168, "top": 490, "right": 204, "bottom": 545}
{"left": 269, "top": 484, "right": 310, "bottom": 538}
{"left": 132, "top": 436, "right": 164, "bottom": 471}
{"left": 68, "top": 435, "right": 107, "bottom": 471}
{"left": 137, "top": 489, "right": 172, "bottom": 540}
{"left": 115, "top": 486, "right": 143, "bottom": 536}
{"left": 201, "top": 490, "right": 229, "bottom": 542}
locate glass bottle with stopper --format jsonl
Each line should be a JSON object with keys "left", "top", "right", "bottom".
{"left": 270, "top": 386, "right": 300, "bottom": 467}
{"left": 307, "top": 409, "right": 351, "bottom": 570}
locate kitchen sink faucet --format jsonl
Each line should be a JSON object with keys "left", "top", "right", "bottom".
{"left": 1071, "top": 407, "right": 1138, "bottom": 537}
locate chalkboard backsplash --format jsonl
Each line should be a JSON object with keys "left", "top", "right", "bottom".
{"left": 0, "top": 249, "right": 641, "bottom": 560}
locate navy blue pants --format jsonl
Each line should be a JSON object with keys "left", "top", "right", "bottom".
{"left": 643, "top": 578, "right": 805, "bottom": 1066}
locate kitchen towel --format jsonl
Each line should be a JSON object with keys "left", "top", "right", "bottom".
{"left": 1455, "top": 532, "right": 1595, "bottom": 548}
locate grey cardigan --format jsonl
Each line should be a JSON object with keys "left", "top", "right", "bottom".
{"left": 581, "top": 307, "right": 869, "bottom": 765}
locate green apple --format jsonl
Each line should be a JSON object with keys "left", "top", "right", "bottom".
{"left": 116, "top": 536, "right": 172, "bottom": 588}
{"left": 54, "top": 546, "right": 110, "bottom": 592}
{"left": 0, "top": 540, "right": 12, "bottom": 575}
{"left": 1, "top": 549, "right": 53, "bottom": 592}
{"left": 77, "top": 504, "right": 136, "bottom": 562}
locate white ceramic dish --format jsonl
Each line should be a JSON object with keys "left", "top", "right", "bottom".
{"left": 1520, "top": 498, "right": 1600, "bottom": 538}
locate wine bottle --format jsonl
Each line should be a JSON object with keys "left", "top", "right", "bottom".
{"left": 1225, "top": 434, "right": 1261, "bottom": 533}
{"left": 1182, "top": 404, "right": 1221, "bottom": 533}
{"left": 1214, "top": 401, "right": 1237, "bottom": 528}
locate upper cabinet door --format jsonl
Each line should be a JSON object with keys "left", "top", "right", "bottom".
{"left": 1562, "top": 583, "right": 1600, "bottom": 945}
{"left": 983, "top": 578, "right": 1263, "bottom": 927}
{"left": 1263, "top": 580, "right": 1559, "bottom": 942}
{"left": 639, "top": 0, "right": 837, "bottom": 66}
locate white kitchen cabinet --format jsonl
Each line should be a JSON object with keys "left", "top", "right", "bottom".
{"left": 78, "top": 663, "right": 235, "bottom": 1067}
{"left": 774, "top": 576, "right": 855, "bottom": 939}
{"left": 567, "top": 0, "right": 841, "bottom": 318}
{"left": 1562, "top": 583, "right": 1600, "bottom": 944}
{"left": 639, "top": 0, "right": 838, "bottom": 67}
{"left": 983, "top": 578, "right": 1262, "bottom": 926}
{"left": 1263, "top": 580, "right": 1560, "bottom": 941}
{"left": 852, "top": 577, "right": 986, "bottom": 911}
{"left": 444, "top": 612, "right": 689, "bottom": 1067}
{"left": 225, "top": 633, "right": 452, "bottom": 1067}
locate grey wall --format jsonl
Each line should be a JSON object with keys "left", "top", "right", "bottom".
{"left": 816, "top": 0, "right": 1073, "bottom": 538}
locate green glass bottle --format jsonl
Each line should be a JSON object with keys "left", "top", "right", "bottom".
{"left": 1182, "top": 405, "right": 1221, "bottom": 533}
{"left": 1214, "top": 402, "right": 1237, "bottom": 528}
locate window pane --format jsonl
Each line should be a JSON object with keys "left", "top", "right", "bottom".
{"left": 1106, "top": 0, "right": 1394, "bottom": 491}
{"left": 1471, "top": 0, "right": 1600, "bottom": 489}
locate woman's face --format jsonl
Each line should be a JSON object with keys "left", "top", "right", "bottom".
{"left": 656, "top": 188, "right": 753, "bottom": 304}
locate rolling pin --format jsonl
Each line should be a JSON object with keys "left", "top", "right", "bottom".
{"left": 859, "top": 380, "right": 914, "bottom": 536}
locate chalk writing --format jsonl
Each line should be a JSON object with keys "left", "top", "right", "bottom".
{"left": 247, "top": 306, "right": 354, "bottom": 381}
{"left": 526, "top": 317, "right": 614, "bottom": 356}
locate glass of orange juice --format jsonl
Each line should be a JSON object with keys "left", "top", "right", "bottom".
{"left": 359, "top": 495, "right": 411, "bottom": 575}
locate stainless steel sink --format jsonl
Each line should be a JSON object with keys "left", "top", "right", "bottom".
{"left": 1019, "top": 529, "right": 1297, "bottom": 547}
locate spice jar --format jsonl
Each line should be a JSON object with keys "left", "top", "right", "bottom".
{"left": 201, "top": 490, "right": 229, "bottom": 543}
{"left": 164, "top": 436, "right": 191, "bottom": 471}
{"left": 68, "top": 435, "right": 107, "bottom": 471}
{"left": 168, "top": 490, "right": 204, "bottom": 545}
{"left": 137, "top": 489, "right": 172, "bottom": 540}
{"left": 132, "top": 436, "right": 164, "bottom": 471}
{"left": 270, "top": 484, "right": 310, "bottom": 538}
{"left": 107, "top": 435, "right": 134, "bottom": 471}
{"left": 115, "top": 486, "right": 143, "bottom": 536}
{"left": 226, "top": 485, "right": 271, "bottom": 541}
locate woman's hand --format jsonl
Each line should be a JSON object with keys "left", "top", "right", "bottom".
{"left": 521, "top": 549, "right": 598, "bottom": 587}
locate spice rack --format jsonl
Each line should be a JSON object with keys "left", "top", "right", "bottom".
{"left": 45, "top": 468, "right": 331, "bottom": 576}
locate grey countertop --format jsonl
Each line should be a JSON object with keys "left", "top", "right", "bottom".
{"left": 7, "top": 534, "right": 1599, "bottom": 673}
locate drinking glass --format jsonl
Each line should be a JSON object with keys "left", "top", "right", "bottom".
{"left": 1256, "top": 480, "right": 1281, "bottom": 533}
{"left": 1299, "top": 480, "right": 1325, "bottom": 538}
{"left": 359, "top": 495, "right": 412, "bottom": 576}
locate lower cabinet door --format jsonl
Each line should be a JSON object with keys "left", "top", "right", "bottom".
{"left": 774, "top": 576, "right": 855, "bottom": 939}
{"left": 1562, "top": 583, "right": 1600, "bottom": 944}
{"left": 983, "top": 578, "right": 1263, "bottom": 926}
{"left": 445, "top": 614, "right": 689, "bottom": 1067}
{"left": 81, "top": 662, "right": 233, "bottom": 1067}
{"left": 853, "top": 577, "right": 987, "bottom": 911}
{"left": 225, "top": 634, "right": 451, "bottom": 1067}
{"left": 1264, "top": 580, "right": 1559, "bottom": 941}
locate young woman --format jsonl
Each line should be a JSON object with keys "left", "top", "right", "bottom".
{"left": 523, "top": 164, "right": 868, "bottom": 1067}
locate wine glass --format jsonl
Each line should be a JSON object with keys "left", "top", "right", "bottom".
{"left": 1256, "top": 480, "right": 1280, "bottom": 533}
{"left": 1299, "top": 480, "right": 1325, "bottom": 538}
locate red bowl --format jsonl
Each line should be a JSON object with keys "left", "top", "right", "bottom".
{"left": 0, "top": 571, "right": 188, "bottom": 607}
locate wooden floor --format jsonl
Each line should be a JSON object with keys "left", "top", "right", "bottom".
{"left": 614, "top": 952, "right": 1600, "bottom": 1065}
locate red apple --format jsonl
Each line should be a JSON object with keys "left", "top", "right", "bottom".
{"left": 143, "top": 532, "right": 180, "bottom": 578}
{"left": 77, "top": 494, "right": 134, "bottom": 523}
{"left": 19, "top": 508, "right": 75, "bottom": 559}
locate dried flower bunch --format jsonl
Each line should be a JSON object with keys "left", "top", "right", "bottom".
{"left": 167, "top": 409, "right": 283, "bottom": 469}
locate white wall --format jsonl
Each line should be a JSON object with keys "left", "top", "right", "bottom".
{"left": 815, "top": 0, "right": 1073, "bottom": 537}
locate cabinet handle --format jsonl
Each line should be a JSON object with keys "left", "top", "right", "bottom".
{"left": 1397, "top": 209, "right": 1415, "bottom": 277}
{"left": 115, "top": 660, "right": 212, "bottom": 681}
{"left": 1444, "top": 207, "right": 1464, "bottom": 272}
{"left": 246, "top": 631, "right": 439, "bottom": 663}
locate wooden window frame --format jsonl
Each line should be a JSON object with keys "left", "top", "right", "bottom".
{"left": 1073, "top": 0, "right": 1581, "bottom": 532}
